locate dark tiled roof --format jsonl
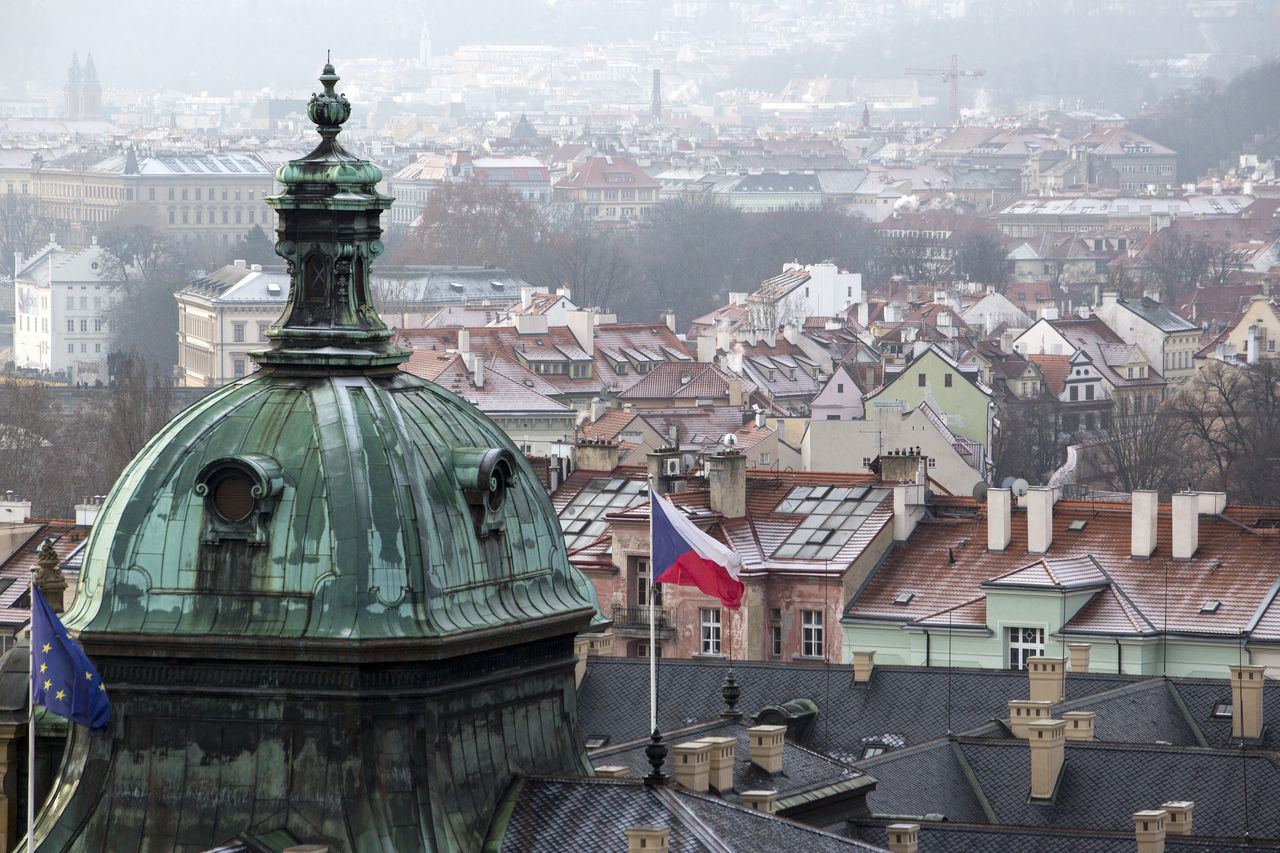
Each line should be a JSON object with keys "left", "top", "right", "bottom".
{"left": 1171, "top": 678, "right": 1280, "bottom": 751}
{"left": 853, "top": 821, "right": 1280, "bottom": 853}
{"left": 498, "top": 777, "right": 882, "bottom": 852}
{"left": 856, "top": 737, "right": 1280, "bottom": 838}
{"left": 591, "top": 719, "right": 868, "bottom": 808}
{"left": 576, "top": 658, "right": 1136, "bottom": 764}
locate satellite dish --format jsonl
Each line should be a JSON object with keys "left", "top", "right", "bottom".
{"left": 1000, "top": 476, "right": 1016, "bottom": 489}
{"left": 972, "top": 481, "right": 989, "bottom": 503}
{"left": 1011, "top": 478, "right": 1030, "bottom": 497}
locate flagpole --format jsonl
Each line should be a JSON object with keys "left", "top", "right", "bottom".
{"left": 648, "top": 479, "right": 657, "bottom": 735}
{"left": 27, "top": 576, "right": 35, "bottom": 853}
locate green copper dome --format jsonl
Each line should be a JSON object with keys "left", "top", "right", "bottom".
{"left": 59, "top": 61, "right": 598, "bottom": 650}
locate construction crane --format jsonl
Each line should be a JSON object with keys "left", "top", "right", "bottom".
{"left": 905, "top": 54, "right": 985, "bottom": 126}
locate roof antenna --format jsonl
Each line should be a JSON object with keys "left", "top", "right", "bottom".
{"left": 327, "top": 49, "right": 331, "bottom": 64}
{"left": 947, "top": 547, "right": 956, "bottom": 565}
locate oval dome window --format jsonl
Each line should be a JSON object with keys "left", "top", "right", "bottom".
{"left": 213, "top": 473, "right": 256, "bottom": 522}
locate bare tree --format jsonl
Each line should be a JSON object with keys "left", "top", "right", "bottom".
{"left": 0, "top": 192, "right": 51, "bottom": 278}
{"left": 1091, "top": 401, "right": 1183, "bottom": 492}
{"left": 993, "top": 392, "right": 1069, "bottom": 484}
{"left": 99, "top": 224, "right": 193, "bottom": 373}
{"left": 535, "top": 208, "right": 636, "bottom": 311}
{"left": 955, "top": 230, "right": 1009, "bottom": 290}
{"left": 1142, "top": 231, "right": 1212, "bottom": 303}
{"left": 103, "top": 351, "right": 173, "bottom": 477}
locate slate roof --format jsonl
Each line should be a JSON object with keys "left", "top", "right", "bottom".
{"left": 853, "top": 822, "right": 1280, "bottom": 853}
{"left": 617, "top": 362, "right": 754, "bottom": 402}
{"left": 1114, "top": 295, "right": 1198, "bottom": 333}
{"left": 497, "top": 777, "right": 883, "bottom": 852}
{"left": 576, "top": 658, "right": 1136, "bottom": 764}
{"left": 591, "top": 719, "right": 870, "bottom": 810}
{"left": 855, "top": 737, "right": 1280, "bottom": 838}
{"left": 0, "top": 521, "right": 89, "bottom": 628}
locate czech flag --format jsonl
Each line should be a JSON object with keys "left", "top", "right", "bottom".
{"left": 651, "top": 492, "right": 744, "bottom": 609}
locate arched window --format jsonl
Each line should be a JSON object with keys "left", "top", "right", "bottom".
{"left": 304, "top": 254, "right": 327, "bottom": 305}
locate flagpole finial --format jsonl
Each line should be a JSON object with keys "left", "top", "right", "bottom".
{"left": 720, "top": 668, "right": 742, "bottom": 719}
{"left": 643, "top": 728, "right": 668, "bottom": 787}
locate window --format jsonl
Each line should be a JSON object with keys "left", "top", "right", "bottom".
{"left": 258, "top": 322, "right": 269, "bottom": 342}
{"left": 67, "top": 343, "right": 74, "bottom": 353}
{"left": 699, "top": 608, "right": 721, "bottom": 655}
{"left": 837, "top": 383, "right": 844, "bottom": 393}
{"left": 769, "top": 608, "right": 782, "bottom": 656}
{"left": 918, "top": 373, "right": 926, "bottom": 387}
{"left": 862, "top": 745, "right": 886, "bottom": 759}
{"left": 1211, "top": 702, "right": 1232, "bottom": 719}
{"left": 80, "top": 343, "right": 87, "bottom": 353}
{"left": 95, "top": 343, "right": 101, "bottom": 353}
{"left": 1069, "top": 385, "right": 1078, "bottom": 401}
{"left": 636, "top": 559, "right": 662, "bottom": 608}
{"left": 66, "top": 295, "right": 74, "bottom": 309}
{"left": 80, "top": 296, "right": 87, "bottom": 309}
{"left": 1007, "top": 627, "right": 1045, "bottom": 670}
{"left": 233, "top": 359, "right": 246, "bottom": 378}
{"left": 944, "top": 373, "right": 953, "bottom": 388}
{"left": 148, "top": 188, "right": 156, "bottom": 201}
{"left": 801, "top": 610, "right": 824, "bottom": 658}
{"left": 233, "top": 323, "right": 245, "bottom": 343}
{"left": 80, "top": 319, "right": 87, "bottom": 332}
{"left": 1085, "top": 384, "right": 1094, "bottom": 401}
{"left": 94, "top": 319, "right": 102, "bottom": 332}
{"left": 67, "top": 319, "right": 75, "bottom": 332}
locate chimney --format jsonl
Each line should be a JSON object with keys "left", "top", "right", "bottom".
{"left": 1197, "top": 491, "right": 1227, "bottom": 515}
{"left": 1171, "top": 492, "right": 1199, "bottom": 560}
{"left": 754, "top": 410, "right": 765, "bottom": 429}
{"left": 706, "top": 451, "right": 746, "bottom": 519}
{"left": 250, "top": 263, "right": 263, "bottom": 272}
{"left": 671, "top": 740, "right": 712, "bottom": 793}
{"left": 573, "top": 636, "right": 590, "bottom": 688}
{"left": 1008, "top": 699, "right": 1053, "bottom": 738}
{"left": 1067, "top": 643, "right": 1091, "bottom": 673}
{"left": 701, "top": 736, "right": 736, "bottom": 793}
{"left": 647, "top": 448, "right": 682, "bottom": 496}
{"left": 514, "top": 313, "right": 549, "bottom": 335}
{"left": 1027, "top": 719, "right": 1066, "bottom": 800}
{"left": 74, "top": 496, "right": 104, "bottom": 527}
{"left": 852, "top": 649, "right": 875, "bottom": 684}
{"left": 565, "top": 309, "right": 595, "bottom": 355}
{"left": 594, "top": 765, "right": 628, "bottom": 778}
{"left": 1161, "top": 801, "right": 1194, "bottom": 836}
{"left": 1131, "top": 490, "right": 1158, "bottom": 559}
{"left": 1063, "top": 710, "right": 1095, "bottom": 741}
{"left": 575, "top": 439, "right": 619, "bottom": 472}
{"left": 457, "top": 328, "right": 471, "bottom": 355}
{"left": 696, "top": 334, "right": 717, "bottom": 363}
{"left": 0, "top": 494, "right": 33, "bottom": 524}
{"left": 625, "top": 826, "right": 670, "bottom": 852}
{"left": 1025, "top": 487, "right": 1055, "bottom": 554}
{"left": 885, "top": 823, "right": 919, "bottom": 853}
{"left": 1028, "top": 656, "right": 1066, "bottom": 703}
{"left": 590, "top": 397, "right": 608, "bottom": 422}
{"left": 893, "top": 482, "right": 927, "bottom": 542}
{"left": 1229, "top": 664, "right": 1265, "bottom": 740}
{"left": 988, "top": 487, "right": 1012, "bottom": 551}
{"left": 727, "top": 377, "right": 745, "bottom": 407}
{"left": 857, "top": 301, "right": 869, "bottom": 328}
{"left": 472, "top": 355, "right": 485, "bottom": 388}
{"left": 1247, "top": 324, "right": 1259, "bottom": 364}
{"left": 740, "top": 790, "right": 777, "bottom": 815}
{"left": 662, "top": 309, "right": 676, "bottom": 333}
{"left": 1133, "top": 809, "right": 1168, "bottom": 853}
{"left": 747, "top": 724, "right": 785, "bottom": 774}
{"left": 520, "top": 284, "right": 535, "bottom": 309}
{"left": 233, "top": 258, "right": 247, "bottom": 269}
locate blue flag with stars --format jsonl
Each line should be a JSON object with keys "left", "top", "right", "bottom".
{"left": 31, "top": 586, "right": 110, "bottom": 731}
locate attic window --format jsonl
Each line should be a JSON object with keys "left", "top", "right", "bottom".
{"left": 449, "top": 281, "right": 465, "bottom": 291}
{"left": 861, "top": 745, "right": 886, "bottom": 759}
{"left": 1068, "top": 520, "right": 1088, "bottom": 532}
{"left": 490, "top": 280, "right": 505, "bottom": 289}
{"left": 584, "top": 736, "right": 609, "bottom": 749}
{"left": 1212, "top": 702, "right": 1232, "bottom": 719}
{"left": 894, "top": 592, "right": 915, "bottom": 606}
{"left": 1200, "top": 600, "right": 1221, "bottom": 614}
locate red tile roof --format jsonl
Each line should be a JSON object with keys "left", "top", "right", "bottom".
{"left": 1028, "top": 354, "right": 1071, "bottom": 395}
{"left": 0, "top": 522, "right": 89, "bottom": 627}
{"left": 554, "top": 155, "right": 659, "bottom": 191}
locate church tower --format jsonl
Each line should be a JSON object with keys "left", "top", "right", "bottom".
{"left": 63, "top": 54, "right": 81, "bottom": 119}
{"left": 23, "top": 62, "right": 601, "bottom": 852}
{"left": 81, "top": 53, "right": 102, "bottom": 118}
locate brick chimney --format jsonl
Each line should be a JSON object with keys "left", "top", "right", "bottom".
{"left": 671, "top": 740, "right": 712, "bottom": 793}
{"left": 1171, "top": 492, "right": 1199, "bottom": 560}
{"left": 1025, "top": 487, "right": 1055, "bottom": 554}
{"left": 885, "top": 823, "right": 919, "bottom": 853}
{"left": 1067, "top": 643, "right": 1091, "bottom": 673}
{"left": 702, "top": 736, "right": 736, "bottom": 793}
{"left": 1229, "top": 664, "right": 1265, "bottom": 740}
{"left": 988, "top": 487, "right": 1011, "bottom": 551}
{"left": 740, "top": 790, "right": 777, "bottom": 814}
{"left": 1133, "top": 809, "right": 1168, "bottom": 853}
{"left": 575, "top": 438, "right": 619, "bottom": 472}
{"left": 1161, "top": 801, "right": 1194, "bottom": 835}
{"left": 625, "top": 826, "right": 670, "bottom": 852}
{"left": 1028, "top": 656, "right": 1066, "bottom": 703}
{"left": 1008, "top": 699, "right": 1052, "bottom": 738}
{"left": 852, "top": 649, "right": 875, "bottom": 684}
{"left": 1131, "top": 490, "right": 1158, "bottom": 559}
{"left": 1027, "top": 719, "right": 1066, "bottom": 800}
{"left": 747, "top": 724, "right": 785, "bottom": 774}
{"left": 1063, "top": 710, "right": 1095, "bottom": 741}
{"left": 706, "top": 450, "right": 746, "bottom": 519}
{"left": 647, "top": 448, "right": 682, "bottom": 497}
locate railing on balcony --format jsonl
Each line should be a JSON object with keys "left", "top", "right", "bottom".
{"left": 611, "top": 604, "right": 671, "bottom": 632}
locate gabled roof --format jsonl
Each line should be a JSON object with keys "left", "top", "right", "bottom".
{"left": 617, "top": 362, "right": 750, "bottom": 401}
{"left": 1113, "top": 296, "right": 1198, "bottom": 333}
{"left": 554, "top": 155, "right": 659, "bottom": 190}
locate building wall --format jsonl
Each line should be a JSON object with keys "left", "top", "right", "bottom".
{"left": 13, "top": 256, "right": 116, "bottom": 382}
{"left": 867, "top": 349, "right": 992, "bottom": 449}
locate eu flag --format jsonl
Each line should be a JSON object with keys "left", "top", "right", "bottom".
{"left": 30, "top": 587, "right": 110, "bottom": 731}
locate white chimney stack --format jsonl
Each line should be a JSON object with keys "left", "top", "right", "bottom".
{"left": 893, "top": 482, "right": 927, "bottom": 542}
{"left": 1229, "top": 664, "right": 1265, "bottom": 740}
{"left": 988, "top": 487, "right": 1012, "bottom": 551}
{"left": 1134, "top": 810, "right": 1168, "bottom": 853}
{"left": 457, "top": 328, "right": 471, "bottom": 355}
{"left": 1171, "top": 492, "right": 1199, "bottom": 560}
{"left": 0, "top": 494, "right": 32, "bottom": 524}
{"left": 1025, "top": 487, "right": 1055, "bottom": 554}
{"left": 1131, "top": 490, "right": 1158, "bottom": 559}
{"left": 472, "top": 355, "right": 485, "bottom": 388}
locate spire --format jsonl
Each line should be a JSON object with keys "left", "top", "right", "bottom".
{"left": 67, "top": 53, "right": 81, "bottom": 83}
{"left": 84, "top": 52, "right": 98, "bottom": 82}
{"left": 257, "top": 61, "right": 402, "bottom": 371}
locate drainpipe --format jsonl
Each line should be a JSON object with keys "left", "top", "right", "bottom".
{"left": 1114, "top": 637, "right": 1122, "bottom": 675}
{"left": 924, "top": 629, "right": 930, "bottom": 668}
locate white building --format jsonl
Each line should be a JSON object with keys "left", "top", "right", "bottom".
{"left": 176, "top": 260, "right": 286, "bottom": 387}
{"left": 12, "top": 239, "right": 118, "bottom": 383}
{"left": 747, "top": 262, "right": 862, "bottom": 331}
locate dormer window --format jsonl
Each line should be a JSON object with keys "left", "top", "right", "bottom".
{"left": 195, "top": 455, "right": 284, "bottom": 546}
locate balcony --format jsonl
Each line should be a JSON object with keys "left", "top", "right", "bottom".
{"left": 610, "top": 604, "right": 674, "bottom": 638}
